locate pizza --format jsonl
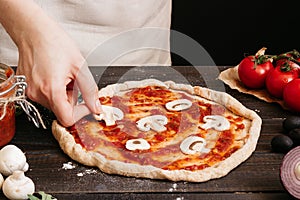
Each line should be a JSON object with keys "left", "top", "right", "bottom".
{"left": 52, "top": 79, "right": 262, "bottom": 182}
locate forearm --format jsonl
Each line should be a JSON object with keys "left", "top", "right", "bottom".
{"left": 0, "top": 0, "right": 60, "bottom": 49}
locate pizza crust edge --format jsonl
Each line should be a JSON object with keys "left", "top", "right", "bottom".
{"left": 52, "top": 79, "right": 262, "bottom": 182}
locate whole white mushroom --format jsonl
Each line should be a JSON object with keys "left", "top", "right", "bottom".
{"left": 2, "top": 170, "right": 35, "bottom": 200}
{"left": 0, "top": 145, "right": 29, "bottom": 176}
{"left": 0, "top": 173, "right": 4, "bottom": 189}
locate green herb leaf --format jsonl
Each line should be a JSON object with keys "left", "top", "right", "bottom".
{"left": 28, "top": 191, "right": 57, "bottom": 200}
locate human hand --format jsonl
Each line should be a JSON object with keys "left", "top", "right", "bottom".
{"left": 0, "top": 0, "right": 101, "bottom": 127}
{"left": 17, "top": 31, "right": 101, "bottom": 127}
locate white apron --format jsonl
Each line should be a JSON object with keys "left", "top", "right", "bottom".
{"left": 0, "top": 0, "right": 172, "bottom": 66}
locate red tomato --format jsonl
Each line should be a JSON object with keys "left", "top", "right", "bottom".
{"left": 276, "top": 58, "right": 300, "bottom": 70}
{"left": 283, "top": 79, "right": 300, "bottom": 112}
{"left": 238, "top": 56, "right": 273, "bottom": 89}
{"left": 266, "top": 60, "right": 300, "bottom": 99}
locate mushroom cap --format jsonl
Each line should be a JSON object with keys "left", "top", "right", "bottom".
{"left": 136, "top": 115, "right": 168, "bottom": 132}
{"left": 200, "top": 115, "right": 230, "bottom": 131}
{"left": 165, "top": 99, "right": 192, "bottom": 111}
{"left": 180, "top": 136, "right": 210, "bottom": 155}
{"left": 0, "top": 145, "right": 28, "bottom": 176}
{"left": 125, "top": 138, "right": 151, "bottom": 151}
{"left": 93, "top": 105, "right": 124, "bottom": 126}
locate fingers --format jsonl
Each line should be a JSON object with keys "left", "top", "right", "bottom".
{"left": 17, "top": 59, "right": 101, "bottom": 127}
{"left": 66, "top": 80, "right": 79, "bottom": 106}
{"left": 51, "top": 86, "right": 91, "bottom": 127}
{"left": 53, "top": 103, "right": 91, "bottom": 127}
{"left": 75, "top": 63, "right": 101, "bottom": 114}
{"left": 50, "top": 66, "right": 100, "bottom": 127}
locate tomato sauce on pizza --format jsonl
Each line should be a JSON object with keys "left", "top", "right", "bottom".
{"left": 67, "top": 85, "right": 247, "bottom": 171}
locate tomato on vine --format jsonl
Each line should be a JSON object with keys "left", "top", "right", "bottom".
{"left": 265, "top": 59, "right": 300, "bottom": 99}
{"left": 283, "top": 79, "right": 300, "bottom": 113}
{"left": 276, "top": 49, "right": 300, "bottom": 63}
{"left": 238, "top": 54, "right": 273, "bottom": 89}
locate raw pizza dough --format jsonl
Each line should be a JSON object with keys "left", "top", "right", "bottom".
{"left": 52, "top": 79, "right": 262, "bottom": 182}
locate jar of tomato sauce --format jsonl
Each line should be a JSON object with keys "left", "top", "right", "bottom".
{"left": 0, "top": 63, "right": 17, "bottom": 146}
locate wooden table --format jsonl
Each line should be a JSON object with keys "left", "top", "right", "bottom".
{"left": 1, "top": 66, "right": 296, "bottom": 200}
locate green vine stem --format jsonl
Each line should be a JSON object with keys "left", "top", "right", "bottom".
{"left": 259, "top": 49, "right": 300, "bottom": 66}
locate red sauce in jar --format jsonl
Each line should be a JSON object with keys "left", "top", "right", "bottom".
{"left": 0, "top": 64, "right": 16, "bottom": 147}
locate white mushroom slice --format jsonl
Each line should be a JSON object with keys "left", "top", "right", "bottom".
{"left": 200, "top": 115, "right": 230, "bottom": 131}
{"left": 136, "top": 115, "right": 168, "bottom": 132}
{"left": 180, "top": 136, "right": 210, "bottom": 155}
{"left": 125, "top": 139, "right": 151, "bottom": 151}
{"left": 165, "top": 99, "right": 192, "bottom": 111}
{"left": 94, "top": 105, "right": 124, "bottom": 126}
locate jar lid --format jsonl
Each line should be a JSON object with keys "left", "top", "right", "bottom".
{"left": 0, "top": 63, "right": 46, "bottom": 129}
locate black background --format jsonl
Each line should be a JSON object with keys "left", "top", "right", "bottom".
{"left": 170, "top": 0, "right": 300, "bottom": 66}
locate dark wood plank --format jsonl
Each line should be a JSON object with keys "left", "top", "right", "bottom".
{"left": 22, "top": 149, "right": 285, "bottom": 193}
{"left": 42, "top": 192, "right": 296, "bottom": 200}
{"left": 0, "top": 192, "right": 295, "bottom": 200}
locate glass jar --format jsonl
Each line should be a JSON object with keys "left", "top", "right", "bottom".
{"left": 0, "top": 63, "right": 17, "bottom": 146}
